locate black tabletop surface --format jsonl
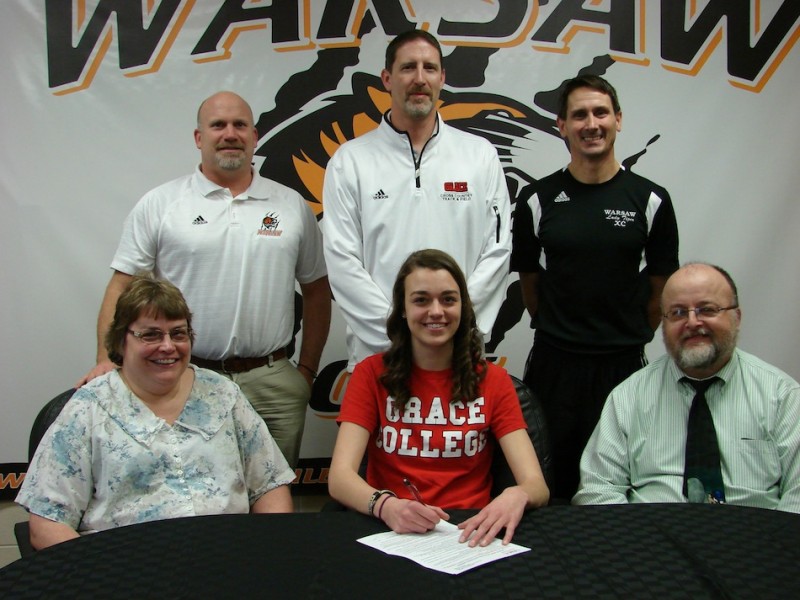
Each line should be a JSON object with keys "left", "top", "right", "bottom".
{"left": 2, "top": 503, "right": 798, "bottom": 599}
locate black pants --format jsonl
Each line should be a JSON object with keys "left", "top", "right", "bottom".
{"left": 523, "top": 337, "right": 646, "bottom": 501}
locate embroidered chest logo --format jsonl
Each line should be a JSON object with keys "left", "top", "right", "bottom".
{"left": 604, "top": 209, "right": 637, "bottom": 227}
{"left": 192, "top": 215, "right": 208, "bottom": 225}
{"left": 441, "top": 181, "right": 472, "bottom": 202}
{"left": 372, "top": 189, "right": 388, "bottom": 200}
{"left": 258, "top": 212, "right": 283, "bottom": 237}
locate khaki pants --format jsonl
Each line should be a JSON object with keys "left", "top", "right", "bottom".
{"left": 219, "top": 358, "right": 310, "bottom": 469}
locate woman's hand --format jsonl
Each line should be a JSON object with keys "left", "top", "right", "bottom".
{"left": 456, "top": 486, "right": 528, "bottom": 547}
{"left": 456, "top": 428, "right": 549, "bottom": 547}
{"left": 380, "top": 496, "right": 449, "bottom": 534}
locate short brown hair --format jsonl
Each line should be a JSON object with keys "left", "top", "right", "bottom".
{"left": 105, "top": 272, "right": 194, "bottom": 365}
{"left": 557, "top": 75, "right": 621, "bottom": 120}
{"left": 385, "top": 29, "right": 443, "bottom": 71}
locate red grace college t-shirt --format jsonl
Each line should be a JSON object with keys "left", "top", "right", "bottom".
{"left": 338, "top": 354, "right": 526, "bottom": 509}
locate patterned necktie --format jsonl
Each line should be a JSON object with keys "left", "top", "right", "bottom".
{"left": 682, "top": 376, "right": 725, "bottom": 503}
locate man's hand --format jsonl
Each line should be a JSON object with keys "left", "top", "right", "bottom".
{"left": 75, "top": 359, "right": 116, "bottom": 388}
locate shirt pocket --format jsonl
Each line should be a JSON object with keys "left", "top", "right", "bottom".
{"left": 733, "top": 439, "right": 780, "bottom": 491}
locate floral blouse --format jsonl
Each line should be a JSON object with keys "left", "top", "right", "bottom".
{"left": 17, "top": 366, "right": 295, "bottom": 533}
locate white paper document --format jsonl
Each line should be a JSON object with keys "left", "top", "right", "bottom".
{"left": 356, "top": 520, "right": 530, "bottom": 575}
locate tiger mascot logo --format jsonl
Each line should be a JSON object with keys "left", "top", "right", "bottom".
{"left": 260, "top": 212, "right": 279, "bottom": 230}
{"left": 252, "top": 39, "right": 657, "bottom": 417}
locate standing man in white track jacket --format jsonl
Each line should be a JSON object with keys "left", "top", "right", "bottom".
{"left": 323, "top": 29, "right": 511, "bottom": 372}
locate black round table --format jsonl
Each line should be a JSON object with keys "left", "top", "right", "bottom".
{"left": 2, "top": 504, "right": 798, "bottom": 599}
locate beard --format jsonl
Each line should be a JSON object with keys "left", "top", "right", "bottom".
{"left": 215, "top": 147, "right": 246, "bottom": 171}
{"left": 676, "top": 342, "right": 719, "bottom": 371}
{"left": 403, "top": 92, "right": 434, "bottom": 120}
{"left": 669, "top": 326, "right": 738, "bottom": 373}
{"left": 216, "top": 154, "right": 245, "bottom": 170}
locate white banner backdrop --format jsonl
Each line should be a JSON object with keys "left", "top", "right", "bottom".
{"left": 2, "top": 1, "right": 799, "bottom": 484}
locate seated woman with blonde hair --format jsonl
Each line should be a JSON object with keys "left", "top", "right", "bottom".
{"left": 17, "top": 273, "right": 294, "bottom": 550}
{"left": 329, "top": 249, "right": 548, "bottom": 547}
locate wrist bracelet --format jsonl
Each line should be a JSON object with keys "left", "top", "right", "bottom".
{"left": 367, "top": 489, "right": 396, "bottom": 516}
{"left": 376, "top": 494, "right": 392, "bottom": 521}
{"left": 297, "top": 363, "right": 318, "bottom": 379}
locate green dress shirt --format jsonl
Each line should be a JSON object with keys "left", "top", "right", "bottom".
{"left": 573, "top": 349, "right": 800, "bottom": 512}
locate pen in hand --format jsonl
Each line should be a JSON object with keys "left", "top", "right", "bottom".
{"left": 403, "top": 477, "right": 426, "bottom": 505}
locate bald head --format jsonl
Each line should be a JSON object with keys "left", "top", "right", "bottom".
{"left": 661, "top": 263, "right": 738, "bottom": 314}
{"left": 196, "top": 91, "right": 254, "bottom": 128}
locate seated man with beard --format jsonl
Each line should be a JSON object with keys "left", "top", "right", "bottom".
{"left": 573, "top": 263, "right": 800, "bottom": 512}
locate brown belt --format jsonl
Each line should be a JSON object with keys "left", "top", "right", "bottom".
{"left": 191, "top": 348, "right": 286, "bottom": 373}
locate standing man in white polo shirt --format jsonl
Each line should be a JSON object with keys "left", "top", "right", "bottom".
{"left": 79, "top": 91, "right": 331, "bottom": 468}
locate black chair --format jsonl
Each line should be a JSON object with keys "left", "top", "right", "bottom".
{"left": 14, "top": 388, "right": 77, "bottom": 557}
{"left": 323, "top": 375, "right": 553, "bottom": 510}
{"left": 490, "top": 375, "right": 553, "bottom": 497}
